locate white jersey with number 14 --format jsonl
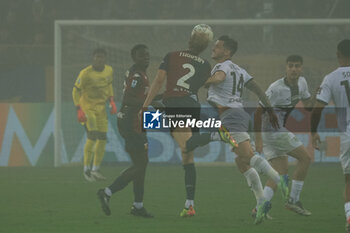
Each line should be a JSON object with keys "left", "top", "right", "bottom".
{"left": 207, "top": 60, "right": 253, "bottom": 108}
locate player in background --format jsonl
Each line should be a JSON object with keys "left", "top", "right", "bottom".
{"left": 311, "top": 39, "right": 350, "bottom": 232}
{"left": 72, "top": 48, "right": 117, "bottom": 182}
{"left": 254, "top": 55, "right": 313, "bottom": 217}
{"left": 141, "top": 24, "right": 212, "bottom": 217}
{"left": 97, "top": 44, "right": 153, "bottom": 218}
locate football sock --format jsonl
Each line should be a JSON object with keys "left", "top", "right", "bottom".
{"left": 133, "top": 179, "right": 145, "bottom": 203}
{"left": 263, "top": 186, "right": 274, "bottom": 201}
{"left": 109, "top": 175, "right": 129, "bottom": 194}
{"left": 185, "top": 199, "right": 194, "bottom": 209}
{"left": 289, "top": 180, "right": 304, "bottom": 203}
{"left": 345, "top": 202, "right": 350, "bottom": 219}
{"left": 244, "top": 168, "right": 265, "bottom": 206}
{"left": 133, "top": 202, "right": 144, "bottom": 209}
{"left": 184, "top": 163, "right": 196, "bottom": 200}
{"left": 84, "top": 139, "right": 95, "bottom": 168}
{"left": 250, "top": 154, "right": 280, "bottom": 184}
{"left": 93, "top": 139, "right": 106, "bottom": 170}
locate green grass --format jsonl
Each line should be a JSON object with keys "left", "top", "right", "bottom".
{"left": 0, "top": 163, "right": 345, "bottom": 233}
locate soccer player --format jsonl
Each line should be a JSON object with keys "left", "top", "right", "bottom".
{"left": 141, "top": 25, "right": 212, "bottom": 217}
{"left": 311, "top": 39, "right": 350, "bottom": 232}
{"left": 188, "top": 35, "right": 288, "bottom": 224}
{"left": 97, "top": 44, "right": 153, "bottom": 218}
{"left": 254, "top": 55, "right": 313, "bottom": 216}
{"left": 72, "top": 48, "right": 117, "bottom": 182}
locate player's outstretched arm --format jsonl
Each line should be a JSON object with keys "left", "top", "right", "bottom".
{"left": 310, "top": 101, "right": 325, "bottom": 149}
{"left": 245, "top": 79, "right": 279, "bottom": 129}
{"left": 254, "top": 105, "right": 264, "bottom": 153}
{"left": 142, "top": 69, "right": 166, "bottom": 108}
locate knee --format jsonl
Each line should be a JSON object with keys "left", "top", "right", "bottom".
{"left": 235, "top": 157, "right": 250, "bottom": 173}
{"left": 299, "top": 153, "right": 311, "bottom": 166}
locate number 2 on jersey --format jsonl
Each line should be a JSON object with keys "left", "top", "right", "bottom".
{"left": 341, "top": 80, "right": 350, "bottom": 106}
{"left": 231, "top": 72, "right": 244, "bottom": 96}
{"left": 177, "top": 63, "right": 195, "bottom": 89}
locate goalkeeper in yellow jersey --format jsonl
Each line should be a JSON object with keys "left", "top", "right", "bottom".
{"left": 72, "top": 48, "right": 117, "bottom": 182}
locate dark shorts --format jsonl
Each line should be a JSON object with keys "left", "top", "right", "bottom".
{"left": 118, "top": 111, "right": 147, "bottom": 154}
{"left": 162, "top": 95, "right": 200, "bottom": 133}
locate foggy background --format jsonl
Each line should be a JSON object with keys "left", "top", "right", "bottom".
{"left": 0, "top": 0, "right": 349, "bottom": 103}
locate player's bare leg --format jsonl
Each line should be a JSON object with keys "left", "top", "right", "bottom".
{"left": 172, "top": 127, "right": 196, "bottom": 217}
{"left": 284, "top": 146, "right": 311, "bottom": 215}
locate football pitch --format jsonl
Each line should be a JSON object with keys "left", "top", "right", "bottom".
{"left": 0, "top": 163, "right": 344, "bottom": 233}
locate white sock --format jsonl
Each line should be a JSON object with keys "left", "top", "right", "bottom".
{"left": 133, "top": 202, "right": 144, "bottom": 209}
{"left": 250, "top": 154, "right": 280, "bottom": 184}
{"left": 185, "top": 199, "right": 194, "bottom": 209}
{"left": 84, "top": 166, "right": 90, "bottom": 172}
{"left": 263, "top": 186, "right": 274, "bottom": 201}
{"left": 92, "top": 166, "right": 99, "bottom": 171}
{"left": 244, "top": 168, "right": 265, "bottom": 206}
{"left": 104, "top": 187, "right": 112, "bottom": 197}
{"left": 289, "top": 180, "right": 304, "bottom": 203}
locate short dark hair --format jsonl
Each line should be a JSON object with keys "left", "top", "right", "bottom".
{"left": 131, "top": 44, "right": 148, "bottom": 59}
{"left": 218, "top": 35, "right": 238, "bottom": 57}
{"left": 93, "top": 48, "right": 107, "bottom": 56}
{"left": 286, "top": 55, "right": 303, "bottom": 64}
{"left": 337, "top": 39, "right": 350, "bottom": 58}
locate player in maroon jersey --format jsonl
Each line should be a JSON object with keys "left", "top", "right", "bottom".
{"left": 97, "top": 44, "right": 153, "bottom": 218}
{"left": 142, "top": 25, "right": 212, "bottom": 217}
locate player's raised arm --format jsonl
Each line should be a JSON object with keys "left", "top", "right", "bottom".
{"left": 245, "top": 79, "right": 279, "bottom": 129}
{"left": 142, "top": 69, "right": 166, "bottom": 108}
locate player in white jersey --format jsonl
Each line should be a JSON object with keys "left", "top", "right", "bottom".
{"left": 202, "top": 35, "right": 289, "bottom": 224}
{"left": 254, "top": 55, "right": 313, "bottom": 217}
{"left": 311, "top": 39, "right": 350, "bottom": 233}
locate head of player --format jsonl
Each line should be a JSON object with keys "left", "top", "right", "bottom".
{"left": 211, "top": 35, "right": 238, "bottom": 63}
{"left": 188, "top": 28, "right": 212, "bottom": 56}
{"left": 131, "top": 44, "right": 150, "bottom": 71}
{"left": 285, "top": 55, "right": 303, "bottom": 85}
{"left": 92, "top": 48, "right": 107, "bottom": 72}
{"left": 337, "top": 39, "right": 350, "bottom": 67}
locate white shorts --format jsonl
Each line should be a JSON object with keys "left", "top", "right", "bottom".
{"left": 262, "top": 131, "right": 303, "bottom": 161}
{"left": 220, "top": 108, "right": 250, "bottom": 144}
{"left": 340, "top": 134, "right": 350, "bottom": 174}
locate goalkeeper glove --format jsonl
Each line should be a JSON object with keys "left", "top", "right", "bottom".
{"left": 76, "top": 105, "right": 87, "bottom": 122}
{"left": 109, "top": 97, "right": 117, "bottom": 114}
